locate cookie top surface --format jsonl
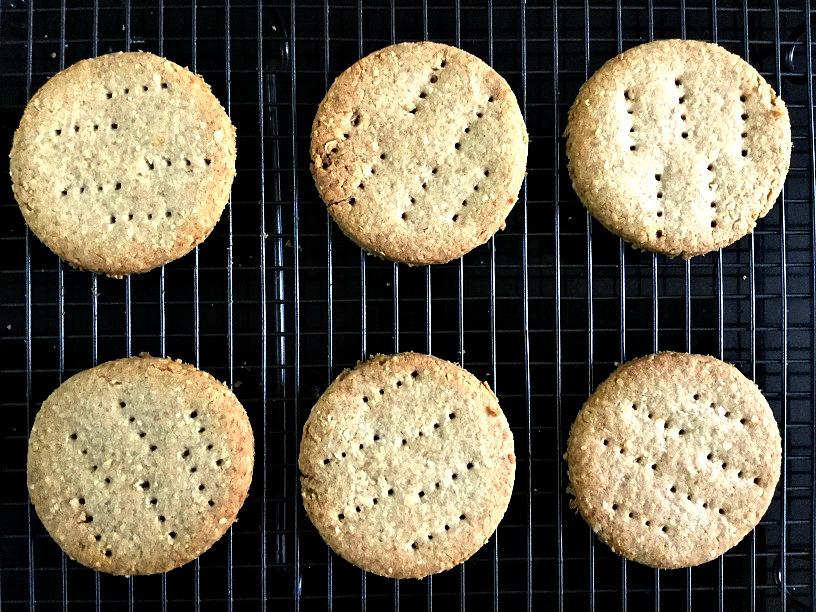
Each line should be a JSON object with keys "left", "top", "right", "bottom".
{"left": 566, "top": 352, "right": 781, "bottom": 569}
{"left": 310, "top": 42, "right": 528, "bottom": 265}
{"left": 566, "top": 39, "right": 791, "bottom": 258}
{"left": 27, "top": 355, "right": 254, "bottom": 575}
{"left": 299, "top": 352, "right": 516, "bottom": 579}
{"left": 10, "top": 51, "right": 236, "bottom": 276}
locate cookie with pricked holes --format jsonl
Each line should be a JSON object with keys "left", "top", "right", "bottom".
{"left": 566, "top": 39, "right": 790, "bottom": 257}
{"left": 566, "top": 352, "right": 781, "bottom": 568}
{"left": 299, "top": 352, "right": 515, "bottom": 578}
{"left": 10, "top": 51, "right": 236, "bottom": 276}
{"left": 310, "top": 42, "right": 528, "bottom": 264}
{"left": 27, "top": 355, "right": 253, "bottom": 575}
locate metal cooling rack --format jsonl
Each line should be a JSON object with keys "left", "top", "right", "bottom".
{"left": 0, "top": 0, "right": 814, "bottom": 610}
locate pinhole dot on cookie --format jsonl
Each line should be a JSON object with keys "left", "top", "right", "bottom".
{"left": 149, "top": 498, "right": 158, "bottom": 505}
{"left": 190, "top": 466, "right": 197, "bottom": 473}
{"left": 94, "top": 534, "right": 102, "bottom": 541}
{"left": 81, "top": 449, "right": 88, "bottom": 455}
{"left": 656, "top": 231, "right": 663, "bottom": 239}
{"left": 69, "top": 432, "right": 78, "bottom": 440}
{"left": 168, "top": 531, "right": 176, "bottom": 539}
{"left": 452, "top": 214, "right": 459, "bottom": 222}
{"left": 388, "top": 488, "right": 394, "bottom": 496}
{"left": 158, "top": 515, "right": 166, "bottom": 523}
{"left": 411, "top": 542, "right": 418, "bottom": 550}
{"left": 104, "top": 550, "right": 112, "bottom": 557}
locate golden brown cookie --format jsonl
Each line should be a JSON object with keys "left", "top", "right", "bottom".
{"left": 27, "top": 355, "right": 254, "bottom": 575}
{"left": 310, "top": 42, "right": 528, "bottom": 265}
{"left": 566, "top": 352, "right": 781, "bottom": 569}
{"left": 566, "top": 40, "right": 791, "bottom": 258}
{"left": 299, "top": 352, "right": 516, "bottom": 578}
{"left": 10, "top": 51, "right": 236, "bottom": 276}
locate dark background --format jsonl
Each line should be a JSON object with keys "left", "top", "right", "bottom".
{"left": 0, "top": 0, "right": 813, "bottom": 610}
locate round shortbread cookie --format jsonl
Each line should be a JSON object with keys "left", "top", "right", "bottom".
{"left": 566, "top": 40, "right": 791, "bottom": 258}
{"left": 310, "top": 42, "right": 528, "bottom": 265}
{"left": 27, "top": 355, "right": 254, "bottom": 575}
{"left": 299, "top": 352, "right": 516, "bottom": 579}
{"left": 566, "top": 352, "right": 781, "bottom": 569}
{"left": 10, "top": 51, "right": 236, "bottom": 276}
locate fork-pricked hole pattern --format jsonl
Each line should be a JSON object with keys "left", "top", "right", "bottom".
{"left": 567, "top": 351, "right": 781, "bottom": 569}
{"left": 299, "top": 352, "right": 516, "bottom": 579}
{"left": 310, "top": 41, "right": 527, "bottom": 265}
{"left": 566, "top": 40, "right": 791, "bottom": 258}
{"left": 26, "top": 355, "right": 254, "bottom": 575}
{"left": 11, "top": 51, "right": 236, "bottom": 276}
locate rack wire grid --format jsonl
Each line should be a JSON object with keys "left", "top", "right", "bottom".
{"left": 0, "top": 0, "right": 814, "bottom": 610}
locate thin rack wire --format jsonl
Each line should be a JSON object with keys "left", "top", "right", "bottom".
{"left": 0, "top": 1, "right": 813, "bottom": 610}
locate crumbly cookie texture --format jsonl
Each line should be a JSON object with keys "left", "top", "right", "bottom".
{"left": 567, "top": 352, "right": 781, "bottom": 569}
{"left": 299, "top": 352, "right": 516, "bottom": 579}
{"left": 566, "top": 39, "right": 791, "bottom": 258}
{"left": 310, "top": 42, "right": 528, "bottom": 265}
{"left": 27, "top": 355, "right": 254, "bottom": 575}
{"left": 10, "top": 51, "right": 236, "bottom": 277}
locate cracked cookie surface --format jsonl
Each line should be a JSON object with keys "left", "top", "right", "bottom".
{"left": 566, "top": 352, "right": 781, "bottom": 568}
{"left": 27, "top": 355, "right": 253, "bottom": 575}
{"left": 310, "top": 42, "right": 528, "bottom": 265}
{"left": 299, "top": 352, "right": 515, "bottom": 578}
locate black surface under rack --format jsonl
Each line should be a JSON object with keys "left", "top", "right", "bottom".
{"left": 0, "top": 1, "right": 814, "bottom": 610}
